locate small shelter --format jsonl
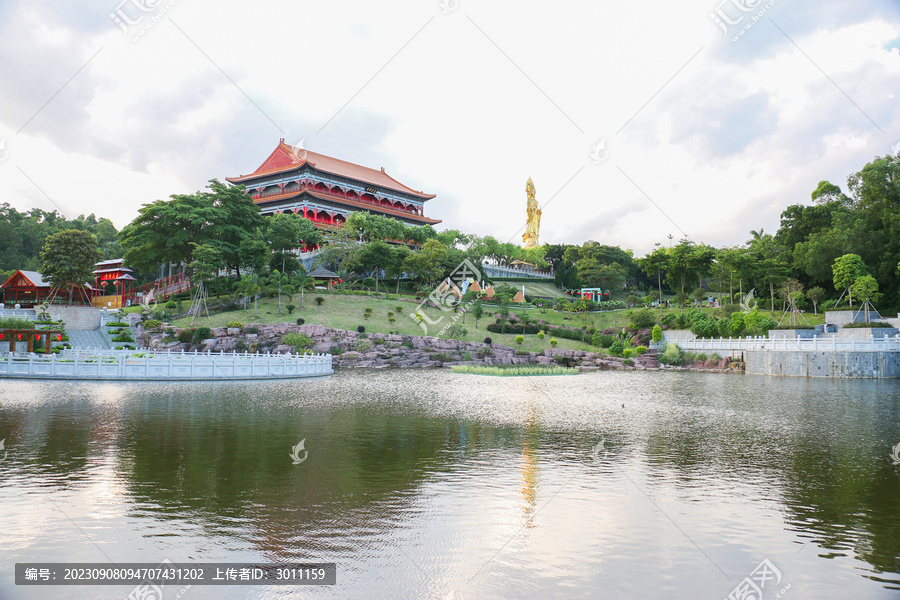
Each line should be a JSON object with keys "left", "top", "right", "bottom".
{"left": 92, "top": 259, "right": 135, "bottom": 308}
{"left": 309, "top": 267, "right": 342, "bottom": 291}
{"left": 0, "top": 270, "right": 92, "bottom": 307}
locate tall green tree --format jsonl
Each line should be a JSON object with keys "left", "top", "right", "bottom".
{"left": 832, "top": 253, "right": 868, "bottom": 307}
{"left": 39, "top": 230, "right": 101, "bottom": 304}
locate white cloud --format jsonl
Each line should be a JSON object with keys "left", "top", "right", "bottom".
{"left": 0, "top": 0, "right": 898, "bottom": 255}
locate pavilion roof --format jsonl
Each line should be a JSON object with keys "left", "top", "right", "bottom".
{"left": 226, "top": 140, "right": 436, "bottom": 200}
{"left": 308, "top": 267, "right": 340, "bottom": 279}
{"left": 93, "top": 267, "right": 133, "bottom": 274}
{"left": 95, "top": 258, "right": 125, "bottom": 267}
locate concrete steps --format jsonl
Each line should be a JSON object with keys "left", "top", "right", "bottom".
{"left": 67, "top": 329, "right": 111, "bottom": 350}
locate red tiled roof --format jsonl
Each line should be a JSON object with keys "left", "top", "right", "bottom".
{"left": 226, "top": 140, "right": 435, "bottom": 200}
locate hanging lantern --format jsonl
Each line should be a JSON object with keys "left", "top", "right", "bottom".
{"left": 56, "top": 334, "right": 62, "bottom": 341}
{"left": 0, "top": 332, "right": 4, "bottom": 340}
{"left": 17, "top": 333, "right": 23, "bottom": 341}
{"left": 35, "top": 334, "right": 41, "bottom": 341}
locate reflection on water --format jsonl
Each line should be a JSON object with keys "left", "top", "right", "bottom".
{"left": 1, "top": 371, "right": 899, "bottom": 599}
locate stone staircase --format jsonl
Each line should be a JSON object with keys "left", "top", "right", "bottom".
{"left": 67, "top": 329, "right": 110, "bottom": 350}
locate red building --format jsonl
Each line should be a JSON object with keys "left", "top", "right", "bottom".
{"left": 226, "top": 140, "right": 441, "bottom": 234}
{"left": 0, "top": 270, "right": 92, "bottom": 307}
{"left": 92, "top": 259, "right": 135, "bottom": 307}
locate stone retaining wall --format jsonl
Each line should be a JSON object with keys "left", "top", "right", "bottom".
{"left": 745, "top": 350, "right": 900, "bottom": 378}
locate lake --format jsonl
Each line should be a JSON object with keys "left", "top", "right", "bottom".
{"left": 1, "top": 370, "right": 899, "bottom": 599}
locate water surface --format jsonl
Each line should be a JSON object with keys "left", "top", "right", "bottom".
{"left": 1, "top": 370, "right": 899, "bottom": 599}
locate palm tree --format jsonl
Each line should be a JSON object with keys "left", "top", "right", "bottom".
{"left": 237, "top": 273, "right": 265, "bottom": 318}
{"left": 292, "top": 269, "right": 314, "bottom": 308}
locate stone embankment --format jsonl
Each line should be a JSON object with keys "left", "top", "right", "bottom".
{"left": 139, "top": 322, "right": 663, "bottom": 371}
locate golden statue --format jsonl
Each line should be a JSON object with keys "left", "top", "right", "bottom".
{"left": 522, "top": 177, "right": 541, "bottom": 248}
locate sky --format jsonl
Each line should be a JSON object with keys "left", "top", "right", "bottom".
{"left": 0, "top": 0, "right": 899, "bottom": 257}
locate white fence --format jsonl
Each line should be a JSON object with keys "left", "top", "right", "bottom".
{"left": 671, "top": 335, "right": 900, "bottom": 353}
{"left": 0, "top": 349, "right": 332, "bottom": 380}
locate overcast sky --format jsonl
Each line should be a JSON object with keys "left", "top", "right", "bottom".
{"left": 1, "top": 0, "right": 898, "bottom": 256}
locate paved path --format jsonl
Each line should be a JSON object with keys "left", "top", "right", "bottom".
{"left": 67, "top": 329, "right": 110, "bottom": 350}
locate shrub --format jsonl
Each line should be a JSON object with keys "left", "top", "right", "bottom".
{"left": 165, "top": 300, "right": 177, "bottom": 310}
{"left": 483, "top": 337, "right": 492, "bottom": 345}
{"left": 548, "top": 326, "right": 591, "bottom": 343}
{"left": 622, "top": 358, "right": 634, "bottom": 366}
{"left": 193, "top": 327, "right": 212, "bottom": 343}
{"left": 462, "top": 350, "right": 472, "bottom": 361}
{"left": 591, "top": 333, "right": 615, "bottom": 348}
{"left": 104, "top": 321, "right": 130, "bottom": 328}
{"left": 651, "top": 324, "right": 662, "bottom": 343}
{"left": 286, "top": 304, "right": 296, "bottom": 314}
{"left": 658, "top": 343, "right": 685, "bottom": 365}
{"left": 143, "top": 319, "right": 162, "bottom": 330}
{"left": 447, "top": 323, "right": 468, "bottom": 339}
{"left": 178, "top": 329, "right": 195, "bottom": 343}
{"left": 396, "top": 306, "right": 403, "bottom": 313}
{"left": 486, "top": 322, "right": 540, "bottom": 335}
{"left": 843, "top": 321, "right": 894, "bottom": 328}
{"left": 628, "top": 308, "right": 656, "bottom": 329}
{"left": 357, "top": 325, "right": 366, "bottom": 333}
{"left": 296, "top": 318, "right": 305, "bottom": 325}
{"left": 281, "top": 332, "right": 315, "bottom": 350}
{"left": 476, "top": 346, "right": 494, "bottom": 358}
{"left": 389, "top": 317, "right": 396, "bottom": 323}
{"left": 537, "top": 331, "right": 545, "bottom": 339}
{"left": 355, "top": 340, "right": 372, "bottom": 352}
{"left": 635, "top": 345, "right": 647, "bottom": 355}
{"left": 515, "top": 335, "right": 525, "bottom": 344}
{"left": 550, "top": 338, "right": 558, "bottom": 347}
{"left": 387, "top": 311, "right": 394, "bottom": 318}
{"left": 363, "top": 312, "right": 370, "bottom": 320}
{"left": 609, "top": 340, "right": 624, "bottom": 357}
{"left": 330, "top": 344, "right": 343, "bottom": 355}
{"left": 623, "top": 348, "right": 634, "bottom": 358}
{"left": 112, "top": 334, "right": 135, "bottom": 343}
{"left": 365, "top": 307, "right": 373, "bottom": 313}
{"left": 244, "top": 326, "right": 259, "bottom": 334}
{"left": 362, "top": 277, "right": 376, "bottom": 289}
{"left": 315, "top": 296, "right": 325, "bottom": 305}
{"left": 225, "top": 320, "right": 244, "bottom": 330}
{"left": 236, "top": 339, "right": 247, "bottom": 351}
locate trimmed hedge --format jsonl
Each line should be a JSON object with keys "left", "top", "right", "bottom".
{"left": 486, "top": 322, "right": 541, "bottom": 334}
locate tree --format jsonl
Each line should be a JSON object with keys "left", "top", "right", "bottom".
{"left": 807, "top": 286, "right": 825, "bottom": 315}
{"left": 266, "top": 212, "right": 303, "bottom": 273}
{"left": 238, "top": 235, "right": 269, "bottom": 274}
{"left": 292, "top": 267, "right": 314, "bottom": 309}
{"left": 267, "top": 269, "right": 295, "bottom": 315}
{"left": 665, "top": 240, "right": 715, "bottom": 313}
{"left": 850, "top": 275, "right": 881, "bottom": 322}
{"left": 638, "top": 246, "right": 669, "bottom": 317}
{"left": 472, "top": 298, "right": 484, "bottom": 329}
{"left": 778, "top": 278, "right": 805, "bottom": 326}
{"left": 351, "top": 240, "right": 396, "bottom": 293}
{"left": 236, "top": 273, "right": 265, "bottom": 317}
{"left": 401, "top": 239, "right": 449, "bottom": 287}
{"left": 39, "top": 230, "right": 101, "bottom": 304}
{"left": 832, "top": 254, "right": 868, "bottom": 306}
{"left": 205, "top": 179, "right": 264, "bottom": 275}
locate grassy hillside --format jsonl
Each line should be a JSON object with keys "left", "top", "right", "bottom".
{"left": 159, "top": 289, "right": 826, "bottom": 354}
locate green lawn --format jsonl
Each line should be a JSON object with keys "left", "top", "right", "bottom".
{"left": 160, "top": 290, "right": 826, "bottom": 352}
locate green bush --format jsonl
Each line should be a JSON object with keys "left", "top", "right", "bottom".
{"left": 165, "top": 300, "right": 177, "bottom": 310}
{"left": 622, "top": 358, "right": 634, "bottom": 366}
{"left": 550, "top": 338, "right": 558, "bottom": 347}
{"left": 628, "top": 308, "right": 656, "bottom": 329}
{"left": 591, "top": 333, "right": 615, "bottom": 348}
{"left": 286, "top": 304, "right": 296, "bottom": 314}
{"left": 843, "top": 321, "right": 893, "bottom": 328}
{"left": 244, "top": 326, "right": 259, "bottom": 334}
{"left": 622, "top": 348, "right": 634, "bottom": 358}
{"left": 658, "top": 343, "right": 685, "bottom": 365}
{"left": 476, "top": 346, "right": 494, "bottom": 358}
{"left": 365, "top": 307, "right": 373, "bottom": 313}
{"left": 193, "top": 327, "right": 212, "bottom": 343}
{"left": 143, "top": 319, "right": 162, "bottom": 330}
{"left": 104, "top": 321, "right": 129, "bottom": 328}
{"left": 315, "top": 296, "right": 325, "bottom": 305}
{"left": 515, "top": 335, "right": 525, "bottom": 344}
{"left": 389, "top": 317, "right": 396, "bottom": 323}
{"left": 447, "top": 323, "right": 468, "bottom": 339}
{"left": 635, "top": 345, "right": 647, "bottom": 355}
{"left": 330, "top": 344, "right": 343, "bottom": 355}
{"left": 396, "top": 306, "right": 403, "bottom": 313}
{"left": 651, "top": 324, "right": 662, "bottom": 343}
{"left": 537, "top": 331, "right": 545, "bottom": 339}
{"left": 225, "top": 320, "right": 244, "bottom": 330}
{"left": 355, "top": 340, "right": 372, "bottom": 352}
{"left": 112, "top": 334, "right": 135, "bottom": 343}
{"left": 281, "top": 332, "right": 315, "bottom": 350}
{"left": 609, "top": 340, "right": 624, "bottom": 357}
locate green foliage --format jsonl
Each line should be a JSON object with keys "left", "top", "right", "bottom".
{"left": 515, "top": 335, "right": 525, "bottom": 344}
{"left": 355, "top": 339, "right": 372, "bottom": 352}
{"left": 446, "top": 322, "right": 468, "bottom": 339}
{"left": 112, "top": 333, "right": 135, "bottom": 342}
{"left": 537, "top": 331, "right": 545, "bottom": 340}
{"left": 591, "top": 333, "right": 615, "bottom": 348}
{"left": 193, "top": 326, "right": 212, "bottom": 343}
{"left": 628, "top": 308, "right": 656, "bottom": 329}
{"left": 609, "top": 340, "right": 624, "bottom": 357}
{"left": 635, "top": 345, "right": 647, "bottom": 354}
{"left": 281, "top": 332, "right": 315, "bottom": 350}
{"left": 315, "top": 296, "right": 325, "bottom": 305}
{"left": 550, "top": 338, "right": 558, "bottom": 347}
{"left": 450, "top": 364, "right": 578, "bottom": 376}
{"left": 659, "top": 343, "right": 685, "bottom": 365}
{"left": 476, "top": 346, "right": 494, "bottom": 358}
{"left": 623, "top": 348, "right": 634, "bottom": 358}
{"left": 39, "top": 229, "right": 101, "bottom": 302}
{"left": 0, "top": 317, "right": 35, "bottom": 329}
{"left": 651, "top": 324, "right": 662, "bottom": 343}
{"left": 165, "top": 300, "right": 177, "bottom": 310}
{"left": 622, "top": 358, "right": 634, "bottom": 366}
{"left": 142, "top": 319, "right": 162, "bottom": 330}
{"left": 330, "top": 344, "right": 343, "bottom": 355}
{"left": 286, "top": 304, "right": 296, "bottom": 314}
{"left": 224, "top": 320, "right": 244, "bottom": 330}
{"left": 843, "top": 321, "right": 894, "bottom": 328}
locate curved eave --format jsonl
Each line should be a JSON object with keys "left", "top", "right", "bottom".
{"left": 255, "top": 190, "right": 441, "bottom": 225}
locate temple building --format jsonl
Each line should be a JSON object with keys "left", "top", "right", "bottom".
{"left": 226, "top": 140, "right": 441, "bottom": 232}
